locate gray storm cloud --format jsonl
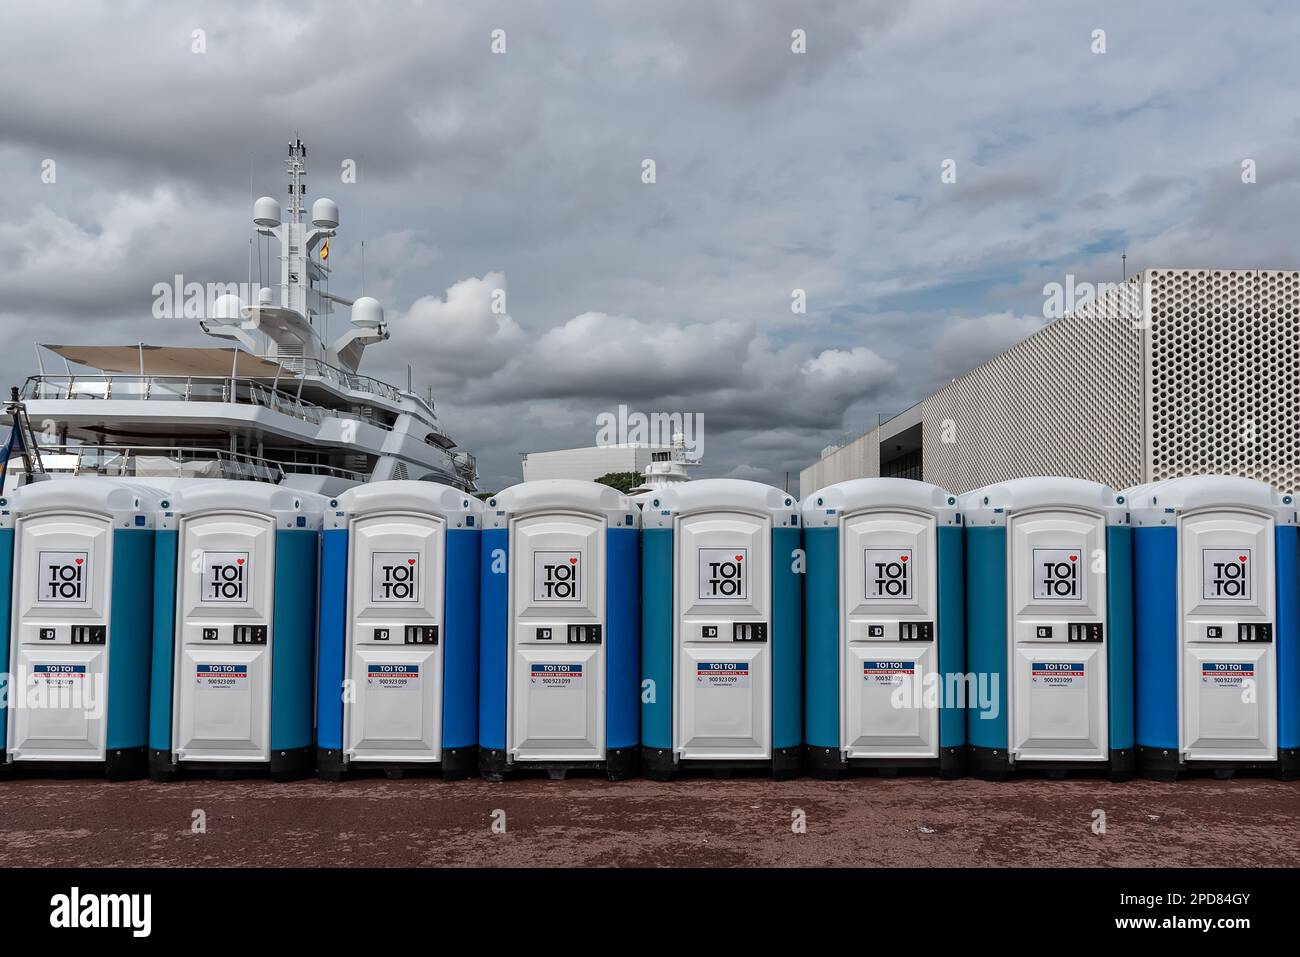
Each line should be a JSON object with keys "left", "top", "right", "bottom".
{"left": 1, "top": 0, "right": 1298, "bottom": 490}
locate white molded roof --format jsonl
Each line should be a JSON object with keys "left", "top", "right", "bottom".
{"left": 160, "top": 479, "right": 327, "bottom": 520}
{"left": 801, "top": 477, "right": 956, "bottom": 522}
{"left": 487, "top": 479, "right": 638, "bottom": 527}
{"left": 1125, "top": 475, "right": 1293, "bottom": 518}
{"left": 331, "top": 480, "right": 484, "bottom": 522}
{"left": 2, "top": 477, "right": 164, "bottom": 520}
{"left": 959, "top": 476, "right": 1123, "bottom": 520}
{"left": 640, "top": 478, "right": 798, "bottom": 529}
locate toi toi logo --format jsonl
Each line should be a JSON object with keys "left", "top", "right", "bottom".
{"left": 203, "top": 552, "right": 248, "bottom": 602}
{"left": 534, "top": 552, "right": 581, "bottom": 601}
{"left": 372, "top": 552, "right": 420, "bottom": 603}
{"left": 865, "top": 548, "right": 911, "bottom": 600}
{"left": 1034, "top": 548, "right": 1081, "bottom": 601}
{"left": 699, "top": 548, "right": 748, "bottom": 600}
{"left": 40, "top": 551, "right": 88, "bottom": 602}
{"left": 1204, "top": 549, "right": 1251, "bottom": 601}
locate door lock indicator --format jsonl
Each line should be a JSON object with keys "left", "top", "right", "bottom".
{"left": 1036, "top": 625, "right": 1054, "bottom": 640}
{"left": 71, "top": 625, "right": 106, "bottom": 645}
{"left": 1239, "top": 622, "right": 1273, "bottom": 643}
{"left": 1068, "top": 622, "right": 1103, "bottom": 643}
{"left": 732, "top": 622, "right": 768, "bottom": 642}
{"left": 567, "top": 624, "right": 602, "bottom": 644}
{"left": 536, "top": 626, "right": 553, "bottom": 640}
{"left": 234, "top": 625, "right": 267, "bottom": 645}
{"left": 405, "top": 625, "right": 438, "bottom": 645}
{"left": 202, "top": 627, "right": 219, "bottom": 641}
{"left": 38, "top": 627, "right": 56, "bottom": 641}
{"left": 1206, "top": 625, "right": 1223, "bottom": 640}
{"left": 867, "top": 624, "right": 885, "bottom": 638}
{"left": 899, "top": 621, "right": 934, "bottom": 642}
{"left": 701, "top": 624, "right": 719, "bottom": 639}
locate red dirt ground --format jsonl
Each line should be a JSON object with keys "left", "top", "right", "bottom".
{"left": 1, "top": 772, "right": 1296, "bottom": 867}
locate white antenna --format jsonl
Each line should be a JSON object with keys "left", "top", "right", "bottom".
{"left": 286, "top": 134, "right": 306, "bottom": 223}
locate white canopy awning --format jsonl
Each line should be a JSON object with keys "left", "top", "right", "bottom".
{"left": 42, "top": 345, "right": 296, "bottom": 379}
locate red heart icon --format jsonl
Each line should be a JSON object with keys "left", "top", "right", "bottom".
{"left": 407, "top": 558, "right": 416, "bottom": 565}
{"left": 236, "top": 558, "right": 245, "bottom": 565}
{"left": 900, "top": 555, "right": 908, "bottom": 562}
{"left": 1239, "top": 555, "right": 1247, "bottom": 562}
{"left": 569, "top": 557, "right": 577, "bottom": 564}
{"left": 74, "top": 558, "right": 83, "bottom": 565}
{"left": 735, "top": 555, "right": 743, "bottom": 562}
{"left": 1069, "top": 555, "right": 1077, "bottom": 562}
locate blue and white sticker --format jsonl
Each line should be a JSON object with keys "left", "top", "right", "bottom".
{"left": 195, "top": 664, "right": 248, "bottom": 689}
{"left": 1031, "top": 661, "right": 1084, "bottom": 687}
{"left": 863, "top": 660, "right": 916, "bottom": 687}
{"left": 531, "top": 663, "right": 583, "bottom": 689}
{"left": 696, "top": 661, "right": 750, "bottom": 688}
{"left": 32, "top": 663, "right": 87, "bottom": 689}
{"left": 367, "top": 663, "right": 420, "bottom": 689}
{"left": 1202, "top": 662, "right": 1254, "bottom": 687}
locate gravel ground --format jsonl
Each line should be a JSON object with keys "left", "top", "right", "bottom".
{"left": 1, "top": 770, "right": 1296, "bottom": 868}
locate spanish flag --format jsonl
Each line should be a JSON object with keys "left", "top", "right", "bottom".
{"left": 320, "top": 237, "right": 330, "bottom": 262}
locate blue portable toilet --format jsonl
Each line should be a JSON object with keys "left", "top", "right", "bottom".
{"left": 316, "top": 481, "right": 483, "bottom": 780}
{"left": 641, "top": 479, "right": 802, "bottom": 779}
{"left": 148, "top": 481, "right": 325, "bottom": 781}
{"left": 960, "top": 478, "right": 1133, "bottom": 779}
{"left": 1128, "top": 475, "right": 1299, "bottom": 780}
{"left": 479, "top": 480, "right": 640, "bottom": 781}
{"left": 802, "top": 478, "right": 965, "bottom": 778}
{"left": 0, "top": 479, "right": 161, "bottom": 780}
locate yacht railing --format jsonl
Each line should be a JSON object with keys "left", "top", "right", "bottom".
{"left": 13, "top": 444, "right": 365, "bottom": 484}
{"left": 260, "top": 356, "right": 407, "bottom": 404}
{"left": 21, "top": 374, "right": 384, "bottom": 430}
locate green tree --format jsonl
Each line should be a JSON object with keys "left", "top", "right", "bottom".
{"left": 593, "top": 471, "right": 642, "bottom": 494}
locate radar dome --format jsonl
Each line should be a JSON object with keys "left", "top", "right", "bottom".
{"left": 311, "top": 198, "right": 340, "bottom": 229}
{"left": 212, "top": 293, "right": 244, "bottom": 321}
{"left": 351, "top": 296, "right": 384, "bottom": 329}
{"left": 253, "top": 196, "right": 281, "bottom": 228}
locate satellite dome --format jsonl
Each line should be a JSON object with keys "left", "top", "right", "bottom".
{"left": 212, "top": 293, "right": 243, "bottom": 321}
{"left": 253, "top": 196, "right": 281, "bottom": 228}
{"left": 351, "top": 296, "right": 384, "bottom": 329}
{"left": 311, "top": 197, "right": 340, "bottom": 229}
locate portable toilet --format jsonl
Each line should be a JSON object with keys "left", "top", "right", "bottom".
{"left": 960, "top": 478, "right": 1133, "bottom": 779}
{"left": 0, "top": 479, "right": 161, "bottom": 779}
{"left": 802, "top": 478, "right": 965, "bottom": 777}
{"left": 1128, "top": 476, "right": 1298, "bottom": 780}
{"left": 479, "top": 480, "right": 639, "bottom": 781}
{"left": 148, "top": 481, "right": 325, "bottom": 781}
{"left": 316, "top": 481, "right": 483, "bottom": 779}
{"left": 641, "top": 479, "right": 802, "bottom": 779}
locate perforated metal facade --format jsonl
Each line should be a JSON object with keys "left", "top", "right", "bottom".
{"left": 1145, "top": 269, "right": 1300, "bottom": 489}
{"left": 800, "top": 269, "right": 1300, "bottom": 497}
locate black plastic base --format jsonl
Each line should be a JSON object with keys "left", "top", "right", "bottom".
{"left": 440, "top": 746, "right": 478, "bottom": 781}
{"left": 316, "top": 745, "right": 478, "bottom": 781}
{"left": 479, "top": 746, "right": 636, "bottom": 782}
{"left": 967, "top": 745, "right": 1013, "bottom": 780}
{"left": 0, "top": 746, "right": 147, "bottom": 782}
{"left": 638, "top": 744, "right": 801, "bottom": 780}
{"left": 805, "top": 744, "right": 966, "bottom": 779}
{"left": 149, "top": 745, "right": 314, "bottom": 782}
{"left": 641, "top": 746, "right": 675, "bottom": 781}
{"left": 971, "top": 744, "right": 1133, "bottom": 780}
{"left": 1138, "top": 745, "right": 1299, "bottom": 781}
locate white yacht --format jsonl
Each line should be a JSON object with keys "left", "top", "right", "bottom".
{"left": 1, "top": 138, "right": 476, "bottom": 496}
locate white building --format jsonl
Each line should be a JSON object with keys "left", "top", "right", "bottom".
{"left": 802, "top": 269, "right": 1300, "bottom": 496}
{"left": 521, "top": 444, "right": 661, "bottom": 483}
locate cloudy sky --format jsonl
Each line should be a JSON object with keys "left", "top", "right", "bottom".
{"left": 2, "top": 0, "right": 1298, "bottom": 491}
